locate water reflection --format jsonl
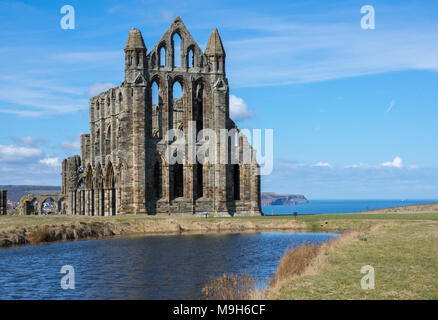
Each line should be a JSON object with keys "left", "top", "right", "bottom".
{"left": 0, "top": 232, "right": 338, "bottom": 299}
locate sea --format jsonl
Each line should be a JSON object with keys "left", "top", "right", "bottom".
{"left": 262, "top": 199, "right": 438, "bottom": 215}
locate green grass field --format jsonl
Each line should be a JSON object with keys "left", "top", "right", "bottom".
{"left": 267, "top": 213, "right": 438, "bottom": 299}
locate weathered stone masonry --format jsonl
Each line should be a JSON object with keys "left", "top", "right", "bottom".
{"left": 61, "top": 17, "right": 262, "bottom": 216}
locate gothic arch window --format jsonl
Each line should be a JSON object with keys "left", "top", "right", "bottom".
{"left": 233, "top": 164, "right": 240, "bottom": 200}
{"left": 152, "top": 81, "right": 159, "bottom": 105}
{"left": 172, "top": 80, "right": 184, "bottom": 130}
{"left": 151, "top": 80, "right": 162, "bottom": 138}
{"left": 172, "top": 81, "right": 183, "bottom": 99}
{"left": 172, "top": 32, "right": 182, "bottom": 67}
{"left": 159, "top": 45, "right": 166, "bottom": 67}
{"left": 187, "top": 47, "right": 194, "bottom": 68}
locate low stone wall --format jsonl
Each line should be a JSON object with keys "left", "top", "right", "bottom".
{"left": 18, "top": 194, "right": 66, "bottom": 215}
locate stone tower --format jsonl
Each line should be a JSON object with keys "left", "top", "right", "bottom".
{"left": 61, "top": 17, "right": 262, "bottom": 216}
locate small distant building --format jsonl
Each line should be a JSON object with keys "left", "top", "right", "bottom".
{"left": 0, "top": 190, "right": 7, "bottom": 215}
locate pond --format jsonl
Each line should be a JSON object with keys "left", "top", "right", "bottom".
{"left": 0, "top": 232, "right": 338, "bottom": 299}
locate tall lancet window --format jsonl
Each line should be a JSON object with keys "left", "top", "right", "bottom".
{"left": 159, "top": 46, "right": 166, "bottom": 67}
{"left": 151, "top": 81, "right": 162, "bottom": 138}
{"left": 172, "top": 33, "right": 182, "bottom": 67}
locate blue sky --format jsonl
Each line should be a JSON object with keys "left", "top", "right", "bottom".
{"left": 0, "top": 0, "right": 437, "bottom": 199}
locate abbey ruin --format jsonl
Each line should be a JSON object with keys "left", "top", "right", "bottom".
{"left": 53, "top": 18, "right": 262, "bottom": 217}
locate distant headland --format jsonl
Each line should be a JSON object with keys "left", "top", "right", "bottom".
{"left": 261, "top": 192, "right": 308, "bottom": 206}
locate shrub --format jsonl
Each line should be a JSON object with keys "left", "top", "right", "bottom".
{"left": 202, "top": 273, "right": 259, "bottom": 300}
{"left": 270, "top": 243, "right": 320, "bottom": 287}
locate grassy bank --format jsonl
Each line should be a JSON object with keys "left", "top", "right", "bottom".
{"left": 266, "top": 212, "right": 438, "bottom": 299}
{"left": 1, "top": 207, "right": 438, "bottom": 248}
{"left": 0, "top": 214, "right": 307, "bottom": 248}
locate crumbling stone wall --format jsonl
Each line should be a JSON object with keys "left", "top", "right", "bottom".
{"left": 18, "top": 194, "right": 66, "bottom": 215}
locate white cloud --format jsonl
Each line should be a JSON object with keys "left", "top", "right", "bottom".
{"left": 0, "top": 144, "right": 42, "bottom": 162}
{"left": 0, "top": 109, "right": 42, "bottom": 117}
{"left": 19, "top": 136, "right": 38, "bottom": 145}
{"left": 60, "top": 141, "right": 80, "bottom": 151}
{"left": 348, "top": 163, "right": 371, "bottom": 169}
{"left": 312, "top": 162, "right": 332, "bottom": 168}
{"left": 161, "top": 10, "right": 174, "bottom": 22}
{"left": 348, "top": 157, "right": 406, "bottom": 169}
{"left": 380, "top": 156, "right": 403, "bottom": 168}
{"left": 86, "top": 82, "right": 115, "bottom": 97}
{"left": 60, "top": 136, "right": 81, "bottom": 151}
{"left": 0, "top": 74, "right": 88, "bottom": 116}
{"left": 216, "top": 9, "right": 438, "bottom": 87}
{"left": 229, "top": 94, "right": 255, "bottom": 121}
{"left": 386, "top": 100, "right": 395, "bottom": 113}
{"left": 264, "top": 157, "right": 438, "bottom": 199}
{"left": 39, "top": 157, "right": 61, "bottom": 168}
{"left": 108, "top": 6, "right": 121, "bottom": 14}
{"left": 13, "top": 136, "right": 47, "bottom": 147}
{"left": 52, "top": 51, "right": 121, "bottom": 64}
